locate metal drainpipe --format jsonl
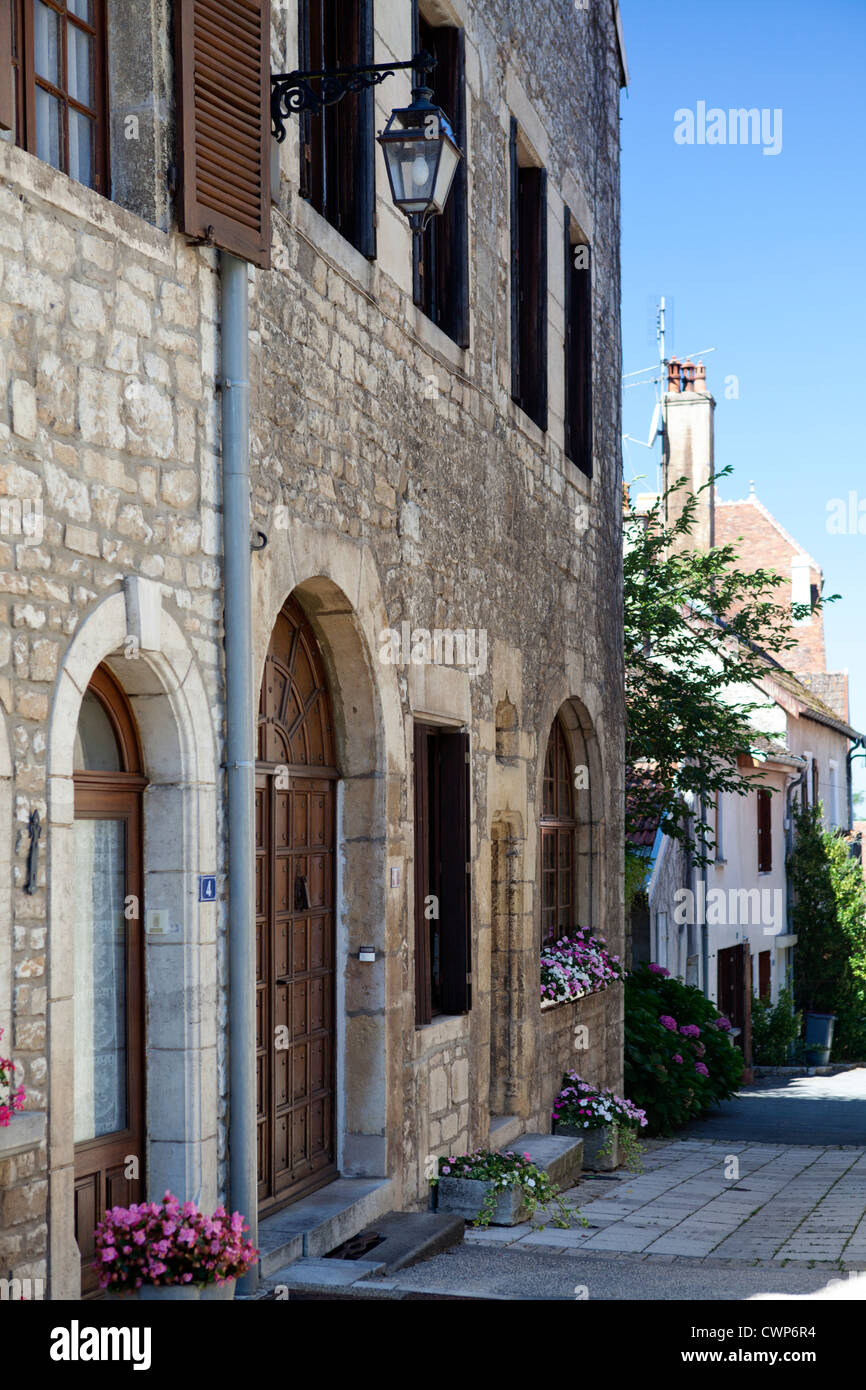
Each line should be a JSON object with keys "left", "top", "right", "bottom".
{"left": 698, "top": 794, "right": 709, "bottom": 997}
{"left": 221, "top": 252, "right": 257, "bottom": 1293}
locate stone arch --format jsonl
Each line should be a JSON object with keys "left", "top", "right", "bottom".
{"left": 534, "top": 683, "right": 607, "bottom": 940}
{"left": 46, "top": 578, "right": 219, "bottom": 1298}
{"left": 252, "top": 519, "right": 405, "bottom": 1186}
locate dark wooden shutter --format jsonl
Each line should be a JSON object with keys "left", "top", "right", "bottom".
{"left": 414, "top": 16, "right": 468, "bottom": 347}
{"left": 533, "top": 165, "right": 548, "bottom": 430}
{"left": 175, "top": 0, "right": 271, "bottom": 267}
{"left": 354, "top": 0, "right": 376, "bottom": 258}
{"left": 0, "top": 0, "right": 12, "bottom": 131}
{"left": 509, "top": 116, "right": 520, "bottom": 405}
{"left": 413, "top": 722, "right": 432, "bottom": 1026}
{"left": 564, "top": 208, "right": 593, "bottom": 476}
{"left": 757, "top": 789, "right": 772, "bottom": 873}
{"left": 758, "top": 950, "right": 771, "bottom": 1001}
{"left": 438, "top": 729, "right": 471, "bottom": 1014}
{"left": 511, "top": 135, "right": 547, "bottom": 431}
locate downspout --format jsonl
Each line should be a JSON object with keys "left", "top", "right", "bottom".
{"left": 698, "top": 793, "right": 709, "bottom": 997}
{"left": 221, "top": 252, "right": 258, "bottom": 1293}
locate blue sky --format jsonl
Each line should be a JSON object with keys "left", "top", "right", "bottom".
{"left": 619, "top": 0, "right": 866, "bottom": 803}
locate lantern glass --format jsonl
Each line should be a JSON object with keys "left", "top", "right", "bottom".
{"left": 379, "top": 100, "right": 463, "bottom": 222}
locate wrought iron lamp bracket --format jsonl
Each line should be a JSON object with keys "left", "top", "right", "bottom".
{"left": 271, "top": 50, "right": 436, "bottom": 142}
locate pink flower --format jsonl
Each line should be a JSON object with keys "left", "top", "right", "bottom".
{"left": 672, "top": 1053, "right": 683, "bottom": 1064}
{"left": 715, "top": 1017, "right": 732, "bottom": 1031}
{"left": 659, "top": 1015, "right": 678, "bottom": 1032}
{"left": 695, "top": 1062, "right": 709, "bottom": 1077}
{"left": 101, "top": 1247, "right": 117, "bottom": 1262}
{"left": 648, "top": 963, "right": 670, "bottom": 977}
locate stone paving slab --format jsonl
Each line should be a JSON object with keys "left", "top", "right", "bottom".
{"left": 501, "top": 1132, "right": 866, "bottom": 1264}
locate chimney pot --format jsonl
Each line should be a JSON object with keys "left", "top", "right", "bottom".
{"left": 681, "top": 360, "right": 696, "bottom": 393}
{"left": 695, "top": 361, "right": 707, "bottom": 391}
{"left": 667, "top": 357, "right": 682, "bottom": 394}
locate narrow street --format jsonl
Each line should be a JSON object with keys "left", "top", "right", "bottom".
{"left": 270, "top": 1071, "right": 866, "bottom": 1300}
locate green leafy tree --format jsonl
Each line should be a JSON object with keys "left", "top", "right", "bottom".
{"left": 789, "top": 802, "right": 866, "bottom": 1058}
{"left": 624, "top": 468, "right": 834, "bottom": 865}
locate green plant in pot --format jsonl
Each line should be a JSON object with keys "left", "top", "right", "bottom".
{"left": 552, "top": 1073, "right": 647, "bottom": 1172}
{"left": 94, "top": 1191, "right": 257, "bottom": 1300}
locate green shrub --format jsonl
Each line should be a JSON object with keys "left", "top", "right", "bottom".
{"left": 790, "top": 805, "right": 866, "bottom": 1060}
{"left": 624, "top": 963, "right": 744, "bottom": 1135}
{"left": 751, "top": 987, "right": 802, "bottom": 1066}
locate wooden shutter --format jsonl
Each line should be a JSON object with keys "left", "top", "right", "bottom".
{"left": 758, "top": 950, "right": 771, "bottom": 1001}
{"left": 757, "top": 789, "right": 772, "bottom": 873}
{"left": 0, "top": 0, "right": 12, "bottom": 131}
{"left": 512, "top": 140, "right": 547, "bottom": 431}
{"left": 438, "top": 728, "right": 471, "bottom": 1014}
{"left": 413, "top": 722, "right": 432, "bottom": 1026}
{"left": 175, "top": 0, "right": 271, "bottom": 268}
{"left": 414, "top": 16, "right": 468, "bottom": 347}
{"left": 509, "top": 116, "right": 520, "bottom": 405}
{"left": 564, "top": 207, "right": 592, "bottom": 475}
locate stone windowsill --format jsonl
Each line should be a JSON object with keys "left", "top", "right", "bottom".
{"left": 0, "top": 1111, "right": 46, "bottom": 1158}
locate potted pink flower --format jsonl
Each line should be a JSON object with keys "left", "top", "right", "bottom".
{"left": 0, "top": 1029, "right": 26, "bottom": 1127}
{"left": 94, "top": 1191, "right": 257, "bottom": 1300}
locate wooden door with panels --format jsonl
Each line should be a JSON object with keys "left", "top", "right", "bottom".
{"left": 72, "top": 664, "right": 146, "bottom": 1297}
{"left": 256, "top": 598, "right": 338, "bottom": 1213}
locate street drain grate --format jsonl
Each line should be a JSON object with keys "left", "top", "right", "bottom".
{"left": 325, "top": 1231, "right": 385, "bottom": 1261}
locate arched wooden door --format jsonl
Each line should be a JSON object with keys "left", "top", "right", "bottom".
{"left": 256, "top": 597, "right": 339, "bottom": 1212}
{"left": 72, "top": 665, "right": 146, "bottom": 1296}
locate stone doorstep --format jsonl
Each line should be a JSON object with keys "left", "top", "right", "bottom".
{"left": 489, "top": 1114, "right": 524, "bottom": 1150}
{"left": 256, "top": 1177, "right": 395, "bottom": 1279}
{"left": 327, "top": 1211, "right": 466, "bottom": 1274}
{"left": 507, "top": 1132, "right": 584, "bottom": 1191}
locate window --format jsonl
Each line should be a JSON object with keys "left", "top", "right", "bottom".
{"left": 10, "top": 0, "right": 108, "bottom": 193}
{"left": 564, "top": 211, "right": 592, "bottom": 475}
{"left": 510, "top": 116, "right": 547, "bottom": 430}
{"left": 757, "top": 788, "right": 772, "bottom": 873}
{"left": 413, "top": 723, "right": 471, "bottom": 1023}
{"left": 829, "top": 761, "right": 839, "bottom": 827}
{"left": 299, "top": 0, "right": 375, "bottom": 257}
{"left": 72, "top": 665, "right": 146, "bottom": 1296}
{"left": 758, "top": 949, "right": 771, "bottom": 1002}
{"left": 411, "top": 6, "right": 468, "bottom": 346}
{"left": 540, "top": 719, "right": 577, "bottom": 943}
{"left": 712, "top": 791, "right": 724, "bottom": 861}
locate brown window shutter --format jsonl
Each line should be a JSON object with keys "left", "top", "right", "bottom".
{"left": 509, "top": 117, "right": 520, "bottom": 405}
{"left": 438, "top": 729, "right": 471, "bottom": 1015}
{"left": 175, "top": 0, "right": 271, "bottom": 268}
{"left": 757, "top": 789, "right": 772, "bottom": 873}
{"left": 564, "top": 207, "right": 593, "bottom": 476}
{"left": 413, "top": 722, "right": 432, "bottom": 1026}
{"left": 0, "top": 0, "right": 12, "bottom": 132}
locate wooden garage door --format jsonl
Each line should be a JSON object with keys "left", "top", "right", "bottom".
{"left": 256, "top": 598, "right": 338, "bottom": 1212}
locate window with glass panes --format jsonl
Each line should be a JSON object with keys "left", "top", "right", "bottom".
{"left": 540, "top": 718, "right": 577, "bottom": 943}
{"left": 11, "top": 0, "right": 108, "bottom": 193}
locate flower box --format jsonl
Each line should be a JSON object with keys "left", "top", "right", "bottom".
{"left": 540, "top": 929, "right": 626, "bottom": 1006}
{"left": 435, "top": 1176, "right": 529, "bottom": 1226}
{"left": 106, "top": 1279, "right": 237, "bottom": 1301}
{"left": 554, "top": 1121, "right": 620, "bottom": 1172}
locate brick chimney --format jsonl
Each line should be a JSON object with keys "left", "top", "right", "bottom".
{"left": 663, "top": 359, "right": 715, "bottom": 551}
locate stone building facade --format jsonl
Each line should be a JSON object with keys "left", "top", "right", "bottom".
{"left": 0, "top": 0, "right": 627, "bottom": 1297}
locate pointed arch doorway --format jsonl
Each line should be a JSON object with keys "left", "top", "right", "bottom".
{"left": 256, "top": 597, "right": 339, "bottom": 1213}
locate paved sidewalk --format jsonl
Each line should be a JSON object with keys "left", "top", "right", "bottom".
{"left": 463, "top": 1138, "right": 866, "bottom": 1264}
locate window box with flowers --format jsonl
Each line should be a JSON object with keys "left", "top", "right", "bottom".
{"left": 94, "top": 1192, "right": 257, "bottom": 1300}
{"left": 552, "top": 1073, "right": 647, "bottom": 1172}
{"left": 430, "top": 1149, "right": 576, "bottom": 1228}
{"left": 540, "top": 928, "right": 627, "bottom": 1009}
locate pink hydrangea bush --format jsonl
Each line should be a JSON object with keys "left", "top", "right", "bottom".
{"left": 0, "top": 1028, "right": 26, "bottom": 1128}
{"left": 93, "top": 1191, "right": 258, "bottom": 1292}
{"left": 540, "top": 927, "right": 627, "bottom": 1005}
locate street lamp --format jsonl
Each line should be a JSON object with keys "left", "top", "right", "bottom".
{"left": 376, "top": 74, "right": 463, "bottom": 234}
{"left": 271, "top": 49, "right": 463, "bottom": 239}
